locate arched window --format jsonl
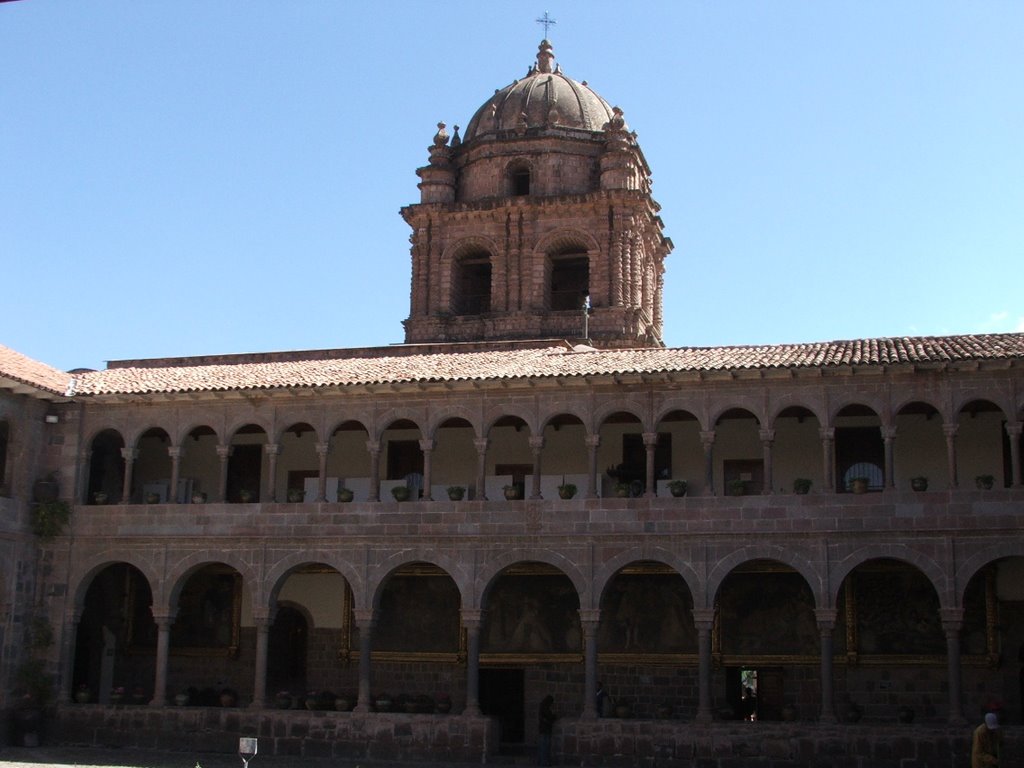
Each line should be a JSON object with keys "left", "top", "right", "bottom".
{"left": 454, "top": 250, "right": 492, "bottom": 315}
{"left": 507, "top": 161, "right": 531, "bottom": 197}
{"left": 549, "top": 250, "right": 589, "bottom": 311}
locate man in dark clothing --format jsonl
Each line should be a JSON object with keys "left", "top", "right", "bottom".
{"left": 537, "top": 695, "right": 556, "bottom": 766}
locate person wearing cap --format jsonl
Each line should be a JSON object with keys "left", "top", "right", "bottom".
{"left": 972, "top": 712, "right": 1002, "bottom": 767}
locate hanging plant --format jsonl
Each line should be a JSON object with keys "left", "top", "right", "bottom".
{"left": 31, "top": 500, "right": 71, "bottom": 539}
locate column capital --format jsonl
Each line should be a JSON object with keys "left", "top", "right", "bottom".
{"left": 473, "top": 438, "right": 490, "bottom": 453}
{"left": 942, "top": 424, "right": 959, "bottom": 439}
{"left": 528, "top": 435, "right": 545, "bottom": 451}
{"left": 151, "top": 611, "right": 177, "bottom": 627}
{"left": 819, "top": 427, "right": 835, "bottom": 441}
{"left": 1004, "top": 421, "right": 1023, "bottom": 438}
{"left": 691, "top": 607, "right": 715, "bottom": 629}
{"left": 699, "top": 430, "right": 716, "bottom": 447}
{"left": 264, "top": 442, "right": 281, "bottom": 456}
{"left": 460, "top": 608, "right": 485, "bottom": 628}
{"left": 578, "top": 608, "right": 601, "bottom": 625}
{"left": 352, "top": 608, "right": 377, "bottom": 627}
{"left": 881, "top": 425, "right": 897, "bottom": 441}
{"left": 120, "top": 447, "right": 138, "bottom": 461}
{"left": 314, "top": 442, "right": 330, "bottom": 456}
{"left": 216, "top": 444, "right": 233, "bottom": 459}
{"left": 365, "top": 440, "right": 381, "bottom": 454}
{"left": 814, "top": 608, "right": 838, "bottom": 630}
{"left": 758, "top": 428, "right": 776, "bottom": 443}
{"left": 167, "top": 445, "right": 183, "bottom": 459}
{"left": 940, "top": 607, "right": 963, "bottom": 631}
{"left": 642, "top": 431, "right": 658, "bottom": 447}
{"left": 419, "top": 438, "right": 436, "bottom": 452}
{"left": 585, "top": 434, "right": 601, "bottom": 448}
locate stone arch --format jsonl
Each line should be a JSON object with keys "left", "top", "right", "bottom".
{"left": 953, "top": 395, "right": 1011, "bottom": 420}
{"left": 373, "top": 412, "right": 426, "bottom": 443}
{"left": 830, "top": 545, "right": 949, "bottom": 608}
{"left": 533, "top": 229, "right": 602, "bottom": 312}
{"left": 957, "top": 540, "right": 1024, "bottom": 605}
{"left": 592, "top": 546, "right": 702, "bottom": 611}
{"left": 483, "top": 408, "right": 537, "bottom": 437}
{"left": 706, "top": 546, "right": 824, "bottom": 610}
{"left": 226, "top": 418, "right": 273, "bottom": 441}
{"left": 160, "top": 550, "right": 257, "bottom": 614}
{"left": 265, "top": 553, "right": 363, "bottom": 613}
{"left": 70, "top": 552, "right": 161, "bottom": 613}
{"left": 443, "top": 236, "right": 500, "bottom": 316}
{"left": 768, "top": 400, "right": 824, "bottom": 428}
{"left": 594, "top": 402, "right": 649, "bottom": 433}
{"left": 426, "top": 408, "right": 480, "bottom": 439}
{"left": 891, "top": 395, "right": 948, "bottom": 424}
{"left": 126, "top": 424, "right": 171, "bottom": 450}
{"left": 829, "top": 399, "right": 886, "bottom": 426}
{"left": 369, "top": 550, "right": 470, "bottom": 611}
{"left": 654, "top": 401, "right": 705, "bottom": 431}
{"left": 506, "top": 158, "right": 534, "bottom": 197}
{"left": 710, "top": 404, "right": 763, "bottom": 427}
{"left": 175, "top": 422, "right": 222, "bottom": 447}
{"left": 476, "top": 550, "right": 589, "bottom": 610}
{"left": 273, "top": 420, "right": 320, "bottom": 445}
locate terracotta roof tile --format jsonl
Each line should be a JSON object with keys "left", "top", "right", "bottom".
{"left": 68, "top": 333, "right": 1024, "bottom": 397}
{"left": 0, "top": 344, "right": 73, "bottom": 396}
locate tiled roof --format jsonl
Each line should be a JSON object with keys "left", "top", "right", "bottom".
{"left": 0, "top": 343, "right": 73, "bottom": 396}
{"left": 69, "top": 333, "right": 1024, "bottom": 396}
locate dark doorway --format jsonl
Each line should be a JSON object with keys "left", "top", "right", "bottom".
{"left": 387, "top": 440, "right": 424, "bottom": 481}
{"left": 480, "top": 668, "right": 525, "bottom": 744}
{"left": 268, "top": 605, "right": 308, "bottom": 694}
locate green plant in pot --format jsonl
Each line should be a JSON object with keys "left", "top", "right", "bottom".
{"left": 975, "top": 474, "right": 995, "bottom": 490}
{"left": 557, "top": 482, "right": 577, "bottom": 499}
{"left": 910, "top": 476, "right": 928, "bottom": 492}
{"left": 287, "top": 487, "right": 304, "bottom": 503}
{"left": 503, "top": 484, "right": 522, "bottom": 500}
{"left": 727, "top": 479, "right": 746, "bottom": 497}
{"left": 792, "top": 478, "right": 812, "bottom": 495}
{"left": 667, "top": 479, "right": 688, "bottom": 497}
{"left": 337, "top": 486, "right": 354, "bottom": 502}
{"left": 391, "top": 485, "right": 410, "bottom": 502}
{"left": 447, "top": 485, "right": 466, "bottom": 501}
{"left": 848, "top": 477, "right": 869, "bottom": 494}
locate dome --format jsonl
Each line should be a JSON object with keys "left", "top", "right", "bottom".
{"left": 461, "top": 40, "right": 618, "bottom": 143}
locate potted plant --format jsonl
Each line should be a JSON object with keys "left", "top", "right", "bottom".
{"left": 145, "top": 491, "right": 160, "bottom": 504}
{"left": 727, "top": 479, "right": 746, "bottom": 497}
{"left": 557, "top": 482, "right": 577, "bottom": 499}
{"left": 374, "top": 692, "right": 393, "bottom": 712}
{"left": 849, "top": 477, "right": 869, "bottom": 494}
{"left": 391, "top": 485, "right": 410, "bottom": 502}
{"left": 75, "top": 683, "right": 91, "bottom": 704}
{"left": 334, "top": 693, "right": 353, "bottom": 712}
{"left": 93, "top": 491, "right": 109, "bottom": 505}
{"left": 792, "top": 478, "right": 812, "bottom": 495}
{"left": 976, "top": 474, "right": 995, "bottom": 490}
{"left": 219, "top": 687, "right": 237, "bottom": 707}
{"left": 447, "top": 485, "right": 466, "bottom": 501}
{"left": 910, "top": 476, "right": 928, "bottom": 492}
{"left": 503, "top": 484, "right": 522, "bottom": 500}
{"left": 174, "top": 691, "right": 190, "bottom": 706}
{"left": 667, "top": 479, "right": 688, "bottom": 497}
{"left": 191, "top": 491, "right": 206, "bottom": 503}
{"left": 435, "top": 692, "right": 452, "bottom": 714}
{"left": 110, "top": 685, "right": 126, "bottom": 704}
{"left": 337, "top": 486, "right": 354, "bottom": 502}
{"left": 238, "top": 489, "right": 254, "bottom": 503}
{"left": 614, "top": 482, "right": 631, "bottom": 498}
{"left": 287, "top": 487, "right": 304, "bottom": 503}
{"left": 275, "top": 691, "right": 292, "bottom": 709}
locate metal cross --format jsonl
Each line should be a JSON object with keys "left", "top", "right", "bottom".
{"left": 535, "top": 11, "right": 556, "bottom": 38}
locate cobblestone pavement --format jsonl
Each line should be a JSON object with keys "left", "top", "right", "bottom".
{"left": 0, "top": 746, "right": 508, "bottom": 768}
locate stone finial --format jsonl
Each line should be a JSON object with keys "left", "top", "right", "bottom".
{"left": 605, "top": 106, "right": 626, "bottom": 132}
{"left": 432, "top": 122, "right": 449, "bottom": 147}
{"left": 450, "top": 125, "right": 461, "bottom": 147}
{"left": 536, "top": 39, "right": 554, "bottom": 74}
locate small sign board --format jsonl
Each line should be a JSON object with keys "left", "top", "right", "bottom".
{"left": 239, "top": 737, "right": 257, "bottom": 768}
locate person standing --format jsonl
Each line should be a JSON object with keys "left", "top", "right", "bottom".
{"left": 972, "top": 712, "right": 1001, "bottom": 768}
{"left": 537, "top": 694, "right": 557, "bottom": 766}
{"left": 595, "top": 681, "right": 608, "bottom": 717}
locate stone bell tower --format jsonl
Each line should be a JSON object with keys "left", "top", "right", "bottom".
{"left": 401, "top": 40, "right": 672, "bottom": 349}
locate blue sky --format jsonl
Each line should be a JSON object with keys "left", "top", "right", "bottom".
{"left": 2, "top": 1, "right": 1022, "bottom": 372}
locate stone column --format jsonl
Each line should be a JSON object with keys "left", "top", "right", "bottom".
{"left": 366, "top": 441, "right": 381, "bottom": 502}
{"left": 882, "top": 426, "right": 896, "bottom": 490}
{"left": 313, "top": 442, "right": 329, "bottom": 502}
{"left": 580, "top": 609, "right": 600, "bottom": 718}
{"left": 943, "top": 424, "right": 959, "bottom": 489}
{"left": 77, "top": 449, "right": 91, "bottom": 504}
{"left": 150, "top": 611, "right": 176, "bottom": 707}
{"left": 529, "top": 436, "right": 544, "bottom": 500}
{"left": 60, "top": 608, "right": 83, "bottom": 703}
{"left": 643, "top": 432, "right": 657, "bottom": 498}
{"left": 759, "top": 428, "right": 775, "bottom": 495}
{"left": 699, "top": 431, "right": 716, "bottom": 496}
{"left": 264, "top": 443, "right": 280, "bottom": 502}
{"left": 120, "top": 447, "right": 137, "bottom": 503}
{"left": 419, "top": 438, "right": 435, "bottom": 500}
{"left": 474, "top": 438, "right": 490, "bottom": 500}
{"left": 815, "top": 608, "right": 837, "bottom": 722}
{"left": 941, "top": 608, "right": 965, "bottom": 724}
{"left": 462, "top": 609, "right": 483, "bottom": 715}
{"left": 585, "top": 435, "right": 600, "bottom": 499}
{"left": 250, "top": 613, "right": 271, "bottom": 708}
{"left": 216, "top": 445, "right": 232, "bottom": 502}
{"left": 1006, "top": 422, "right": 1022, "bottom": 487}
{"left": 820, "top": 427, "right": 835, "bottom": 493}
{"left": 693, "top": 608, "right": 715, "bottom": 722}
{"left": 168, "top": 446, "right": 182, "bottom": 503}
{"left": 353, "top": 610, "right": 376, "bottom": 711}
